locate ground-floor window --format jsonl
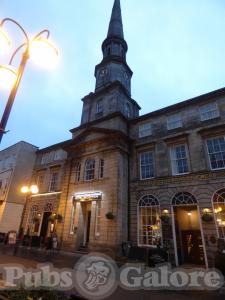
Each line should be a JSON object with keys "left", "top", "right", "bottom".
{"left": 213, "top": 189, "right": 225, "bottom": 239}
{"left": 138, "top": 195, "right": 161, "bottom": 246}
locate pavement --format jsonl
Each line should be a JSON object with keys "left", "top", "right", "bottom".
{"left": 0, "top": 246, "right": 224, "bottom": 300}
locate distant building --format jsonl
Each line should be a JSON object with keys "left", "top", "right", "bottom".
{"left": 20, "top": 0, "right": 225, "bottom": 267}
{"left": 0, "top": 141, "right": 37, "bottom": 234}
{"left": 20, "top": 141, "right": 68, "bottom": 246}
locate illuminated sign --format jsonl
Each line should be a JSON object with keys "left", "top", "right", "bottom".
{"left": 74, "top": 192, "right": 102, "bottom": 201}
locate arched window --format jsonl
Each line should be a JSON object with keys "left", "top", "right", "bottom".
{"left": 213, "top": 189, "right": 225, "bottom": 239}
{"left": 172, "top": 192, "right": 197, "bottom": 206}
{"left": 85, "top": 159, "right": 95, "bottom": 181}
{"left": 138, "top": 195, "right": 161, "bottom": 246}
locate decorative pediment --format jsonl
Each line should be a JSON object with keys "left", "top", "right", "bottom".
{"left": 65, "top": 126, "right": 129, "bottom": 150}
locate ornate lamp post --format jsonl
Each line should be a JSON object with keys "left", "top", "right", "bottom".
{"left": 0, "top": 18, "right": 59, "bottom": 143}
{"left": 19, "top": 184, "right": 39, "bottom": 238}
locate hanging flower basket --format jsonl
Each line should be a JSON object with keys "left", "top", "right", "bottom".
{"left": 105, "top": 212, "right": 115, "bottom": 220}
{"left": 202, "top": 213, "right": 213, "bottom": 223}
{"left": 48, "top": 213, "right": 63, "bottom": 223}
{"left": 160, "top": 215, "right": 170, "bottom": 224}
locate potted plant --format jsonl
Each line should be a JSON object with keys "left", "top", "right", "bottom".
{"left": 105, "top": 212, "right": 115, "bottom": 220}
{"left": 48, "top": 213, "right": 63, "bottom": 223}
{"left": 202, "top": 213, "right": 213, "bottom": 222}
{"left": 160, "top": 215, "right": 170, "bottom": 224}
{"left": 55, "top": 214, "right": 63, "bottom": 223}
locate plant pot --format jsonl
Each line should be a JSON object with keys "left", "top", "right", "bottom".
{"left": 160, "top": 215, "right": 170, "bottom": 224}
{"left": 105, "top": 212, "right": 115, "bottom": 220}
{"left": 202, "top": 213, "right": 213, "bottom": 223}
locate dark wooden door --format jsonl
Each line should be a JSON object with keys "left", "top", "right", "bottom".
{"left": 40, "top": 212, "right": 51, "bottom": 238}
{"left": 181, "top": 230, "right": 205, "bottom": 265}
{"left": 85, "top": 211, "right": 91, "bottom": 245}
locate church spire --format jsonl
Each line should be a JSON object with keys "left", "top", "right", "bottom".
{"left": 107, "top": 0, "right": 124, "bottom": 39}
{"left": 94, "top": 0, "right": 132, "bottom": 96}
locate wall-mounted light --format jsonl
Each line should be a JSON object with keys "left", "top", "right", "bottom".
{"left": 187, "top": 212, "right": 192, "bottom": 216}
{"left": 215, "top": 207, "right": 223, "bottom": 214}
{"left": 74, "top": 192, "right": 102, "bottom": 201}
{"left": 203, "top": 208, "right": 212, "bottom": 214}
{"left": 162, "top": 209, "right": 169, "bottom": 215}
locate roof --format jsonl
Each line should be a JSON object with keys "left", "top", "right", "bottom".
{"left": 37, "top": 139, "right": 72, "bottom": 153}
{"left": 131, "top": 86, "right": 225, "bottom": 124}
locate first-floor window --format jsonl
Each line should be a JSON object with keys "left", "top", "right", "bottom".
{"left": 99, "top": 159, "right": 104, "bottom": 179}
{"left": 206, "top": 137, "right": 225, "bottom": 170}
{"left": 75, "top": 163, "right": 81, "bottom": 182}
{"left": 138, "top": 195, "right": 161, "bottom": 246}
{"left": 49, "top": 172, "right": 59, "bottom": 192}
{"left": 140, "top": 151, "right": 154, "bottom": 179}
{"left": 36, "top": 174, "right": 45, "bottom": 192}
{"left": 95, "top": 201, "right": 101, "bottom": 237}
{"left": 170, "top": 144, "right": 189, "bottom": 175}
{"left": 213, "top": 189, "right": 225, "bottom": 239}
{"left": 85, "top": 159, "right": 95, "bottom": 181}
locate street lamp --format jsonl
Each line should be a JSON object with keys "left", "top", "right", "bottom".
{"left": 19, "top": 184, "right": 39, "bottom": 237}
{"left": 0, "top": 18, "right": 59, "bottom": 143}
{"left": 21, "top": 184, "right": 39, "bottom": 195}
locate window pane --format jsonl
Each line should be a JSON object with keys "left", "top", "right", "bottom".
{"left": 171, "top": 144, "right": 189, "bottom": 175}
{"left": 139, "top": 123, "right": 152, "bottom": 138}
{"left": 85, "top": 159, "right": 95, "bottom": 181}
{"left": 138, "top": 196, "right": 161, "bottom": 246}
{"left": 167, "top": 114, "right": 182, "bottom": 130}
{"left": 207, "top": 137, "right": 225, "bottom": 170}
{"left": 200, "top": 103, "right": 219, "bottom": 121}
{"left": 140, "top": 152, "right": 154, "bottom": 179}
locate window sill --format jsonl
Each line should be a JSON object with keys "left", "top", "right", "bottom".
{"left": 140, "top": 177, "right": 155, "bottom": 181}
{"left": 172, "top": 172, "right": 190, "bottom": 176}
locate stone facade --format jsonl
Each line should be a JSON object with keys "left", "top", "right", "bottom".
{"left": 18, "top": 0, "right": 225, "bottom": 267}
{"left": 0, "top": 141, "right": 37, "bottom": 233}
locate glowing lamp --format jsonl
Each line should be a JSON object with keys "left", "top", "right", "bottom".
{"left": 0, "top": 27, "right": 11, "bottom": 54}
{"left": 21, "top": 186, "right": 29, "bottom": 194}
{"left": 187, "top": 212, "right": 192, "bottom": 216}
{"left": 0, "top": 64, "right": 17, "bottom": 90}
{"left": 30, "top": 185, "right": 39, "bottom": 195}
{"left": 30, "top": 37, "right": 59, "bottom": 69}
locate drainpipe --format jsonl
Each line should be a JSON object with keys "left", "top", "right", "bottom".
{"left": 59, "top": 157, "right": 73, "bottom": 249}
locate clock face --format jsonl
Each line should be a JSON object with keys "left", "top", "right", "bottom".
{"left": 123, "top": 71, "right": 129, "bottom": 80}
{"left": 99, "top": 68, "right": 108, "bottom": 78}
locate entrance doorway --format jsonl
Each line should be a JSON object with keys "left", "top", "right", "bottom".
{"left": 81, "top": 202, "right": 92, "bottom": 247}
{"left": 172, "top": 192, "right": 206, "bottom": 266}
{"left": 40, "top": 211, "right": 51, "bottom": 238}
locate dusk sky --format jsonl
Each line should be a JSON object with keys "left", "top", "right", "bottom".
{"left": 1, "top": 0, "right": 225, "bottom": 150}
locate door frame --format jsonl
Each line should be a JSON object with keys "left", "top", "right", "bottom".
{"left": 171, "top": 204, "right": 208, "bottom": 268}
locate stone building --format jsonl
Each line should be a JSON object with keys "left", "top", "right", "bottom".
{"left": 0, "top": 141, "right": 37, "bottom": 234}
{"left": 21, "top": 141, "right": 68, "bottom": 245}
{"left": 21, "top": 0, "right": 225, "bottom": 267}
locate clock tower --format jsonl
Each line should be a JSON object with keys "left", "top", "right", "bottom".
{"left": 81, "top": 0, "right": 140, "bottom": 125}
{"left": 95, "top": 0, "right": 132, "bottom": 96}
